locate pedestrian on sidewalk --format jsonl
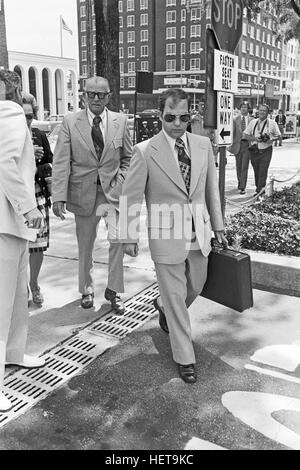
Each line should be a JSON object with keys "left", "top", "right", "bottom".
{"left": 120, "top": 88, "right": 226, "bottom": 384}
{"left": 52, "top": 77, "right": 132, "bottom": 312}
{"left": 228, "top": 101, "right": 254, "bottom": 195}
{"left": 243, "top": 103, "right": 281, "bottom": 196}
{"left": 22, "top": 92, "right": 53, "bottom": 306}
{"left": 274, "top": 109, "right": 286, "bottom": 146}
{"left": 0, "top": 70, "right": 45, "bottom": 412}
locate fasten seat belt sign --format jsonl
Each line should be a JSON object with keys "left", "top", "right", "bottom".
{"left": 217, "top": 91, "right": 233, "bottom": 146}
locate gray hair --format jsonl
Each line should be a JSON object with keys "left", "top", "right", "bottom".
{"left": 22, "top": 91, "right": 39, "bottom": 119}
{"left": 0, "top": 69, "right": 21, "bottom": 101}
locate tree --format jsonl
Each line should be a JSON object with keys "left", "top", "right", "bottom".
{"left": 245, "top": 0, "right": 300, "bottom": 41}
{"left": 94, "top": 0, "right": 120, "bottom": 111}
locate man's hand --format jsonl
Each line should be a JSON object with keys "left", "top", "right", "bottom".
{"left": 53, "top": 201, "right": 67, "bottom": 220}
{"left": 214, "top": 231, "right": 228, "bottom": 249}
{"left": 123, "top": 243, "right": 138, "bottom": 257}
{"left": 33, "top": 145, "right": 44, "bottom": 161}
{"left": 24, "top": 208, "right": 44, "bottom": 230}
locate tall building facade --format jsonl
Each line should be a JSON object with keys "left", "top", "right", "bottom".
{"left": 0, "top": 0, "right": 9, "bottom": 69}
{"left": 77, "top": 0, "right": 293, "bottom": 113}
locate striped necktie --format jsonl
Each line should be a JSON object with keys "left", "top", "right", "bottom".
{"left": 241, "top": 116, "right": 246, "bottom": 132}
{"left": 91, "top": 116, "right": 104, "bottom": 160}
{"left": 175, "top": 137, "right": 191, "bottom": 193}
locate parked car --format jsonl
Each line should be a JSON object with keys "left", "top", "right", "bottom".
{"left": 136, "top": 109, "right": 160, "bottom": 118}
{"left": 47, "top": 123, "right": 62, "bottom": 153}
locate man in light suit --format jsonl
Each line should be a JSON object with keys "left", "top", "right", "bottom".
{"left": 120, "top": 89, "right": 226, "bottom": 383}
{"left": 52, "top": 77, "right": 132, "bottom": 311}
{"left": 228, "top": 101, "right": 254, "bottom": 195}
{"left": 0, "top": 69, "right": 45, "bottom": 411}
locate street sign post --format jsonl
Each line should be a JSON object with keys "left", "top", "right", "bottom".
{"left": 211, "top": 0, "right": 244, "bottom": 52}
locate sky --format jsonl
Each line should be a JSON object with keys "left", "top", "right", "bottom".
{"left": 5, "top": 0, "right": 78, "bottom": 59}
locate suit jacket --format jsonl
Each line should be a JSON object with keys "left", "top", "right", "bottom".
{"left": 228, "top": 114, "right": 254, "bottom": 155}
{"left": 52, "top": 108, "right": 132, "bottom": 216}
{"left": 120, "top": 131, "right": 224, "bottom": 264}
{"left": 275, "top": 114, "right": 286, "bottom": 127}
{"left": 0, "top": 101, "right": 37, "bottom": 241}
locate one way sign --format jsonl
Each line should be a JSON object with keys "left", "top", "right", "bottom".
{"left": 217, "top": 91, "right": 233, "bottom": 146}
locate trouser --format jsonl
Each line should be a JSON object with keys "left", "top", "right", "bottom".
{"left": 275, "top": 125, "right": 284, "bottom": 146}
{"left": 250, "top": 146, "right": 273, "bottom": 193}
{"left": 75, "top": 186, "right": 124, "bottom": 296}
{"left": 235, "top": 140, "right": 250, "bottom": 190}
{"left": 154, "top": 250, "right": 208, "bottom": 365}
{"left": 0, "top": 234, "right": 29, "bottom": 390}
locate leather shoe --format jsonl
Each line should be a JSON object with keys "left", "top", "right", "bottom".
{"left": 105, "top": 288, "right": 125, "bottom": 315}
{"left": 0, "top": 392, "right": 12, "bottom": 412}
{"left": 153, "top": 297, "right": 169, "bottom": 334}
{"left": 177, "top": 363, "right": 197, "bottom": 384}
{"left": 6, "top": 354, "right": 45, "bottom": 369}
{"left": 240, "top": 189, "right": 246, "bottom": 195}
{"left": 81, "top": 293, "right": 94, "bottom": 309}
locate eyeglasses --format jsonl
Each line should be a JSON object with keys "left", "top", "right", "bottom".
{"left": 163, "top": 113, "right": 190, "bottom": 123}
{"left": 25, "top": 114, "right": 34, "bottom": 120}
{"left": 86, "top": 91, "right": 110, "bottom": 100}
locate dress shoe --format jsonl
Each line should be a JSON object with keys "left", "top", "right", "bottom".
{"left": 6, "top": 354, "right": 45, "bottom": 369}
{"left": 81, "top": 293, "right": 94, "bottom": 309}
{"left": 105, "top": 288, "right": 125, "bottom": 315}
{"left": 153, "top": 297, "right": 169, "bottom": 334}
{"left": 177, "top": 363, "right": 197, "bottom": 384}
{"left": 0, "top": 392, "right": 12, "bottom": 412}
{"left": 240, "top": 189, "right": 246, "bottom": 195}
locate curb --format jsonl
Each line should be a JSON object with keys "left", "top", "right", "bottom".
{"left": 246, "top": 249, "right": 300, "bottom": 298}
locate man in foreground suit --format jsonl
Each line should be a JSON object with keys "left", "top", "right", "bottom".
{"left": 120, "top": 89, "right": 226, "bottom": 383}
{"left": 0, "top": 70, "right": 45, "bottom": 411}
{"left": 52, "top": 77, "right": 132, "bottom": 311}
{"left": 228, "top": 101, "right": 254, "bottom": 195}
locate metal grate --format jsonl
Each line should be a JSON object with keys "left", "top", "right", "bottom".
{"left": 0, "top": 283, "right": 160, "bottom": 427}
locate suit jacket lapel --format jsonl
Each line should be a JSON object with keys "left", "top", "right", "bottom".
{"left": 150, "top": 132, "right": 187, "bottom": 195}
{"left": 75, "top": 110, "right": 98, "bottom": 160}
{"left": 188, "top": 133, "right": 205, "bottom": 197}
{"left": 101, "top": 111, "right": 119, "bottom": 162}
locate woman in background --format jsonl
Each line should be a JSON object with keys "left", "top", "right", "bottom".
{"left": 22, "top": 92, "right": 53, "bottom": 305}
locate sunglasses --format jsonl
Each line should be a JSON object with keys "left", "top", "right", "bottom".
{"left": 86, "top": 91, "right": 110, "bottom": 100}
{"left": 163, "top": 113, "right": 190, "bottom": 123}
{"left": 25, "top": 114, "right": 34, "bottom": 120}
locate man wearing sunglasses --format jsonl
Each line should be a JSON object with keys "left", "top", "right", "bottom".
{"left": 52, "top": 76, "right": 132, "bottom": 312}
{"left": 120, "top": 88, "right": 226, "bottom": 384}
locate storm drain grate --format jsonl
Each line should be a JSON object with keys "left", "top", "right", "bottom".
{"left": 0, "top": 283, "right": 159, "bottom": 427}
{"left": 87, "top": 283, "right": 160, "bottom": 338}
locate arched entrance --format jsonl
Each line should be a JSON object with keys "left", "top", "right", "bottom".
{"left": 42, "top": 68, "right": 51, "bottom": 119}
{"left": 29, "top": 67, "right": 37, "bottom": 98}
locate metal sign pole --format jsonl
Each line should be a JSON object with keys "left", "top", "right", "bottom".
{"left": 219, "top": 146, "right": 227, "bottom": 218}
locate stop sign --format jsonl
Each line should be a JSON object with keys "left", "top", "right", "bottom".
{"left": 211, "top": 0, "right": 244, "bottom": 52}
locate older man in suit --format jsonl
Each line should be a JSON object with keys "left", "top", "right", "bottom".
{"left": 120, "top": 89, "right": 226, "bottom": 383}
{"left": 0, "top": 69, "right": 45, "bottom": 411}
{"left": 228, "top": 101, "right": 254, "bottom": 195}
{"left": 52, "top": 77, "right": 132, "bottom": 311}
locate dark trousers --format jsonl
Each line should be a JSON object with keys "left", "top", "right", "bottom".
{"left": 250, "top": 146, "right": 273, "bottom": 193}
{"left": 235, "top": 140, "right": 250, "bottom": 190}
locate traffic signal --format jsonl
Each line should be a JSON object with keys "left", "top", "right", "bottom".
{"left": 136, "top": 71, "right": 153, "bottom": 94}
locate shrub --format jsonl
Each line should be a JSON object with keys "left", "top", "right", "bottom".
{"left": 226, "top": 209, "right": 300, "bottom": 257}
{"left": 254, "top": 182, "right": 300, "bottom": 222}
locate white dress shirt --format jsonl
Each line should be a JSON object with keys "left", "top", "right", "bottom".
{"left": 87, "top": 107, "right": 107, "bottom": 144}
{"left": 162, "top": 130, "right": 191, "bottom": 168}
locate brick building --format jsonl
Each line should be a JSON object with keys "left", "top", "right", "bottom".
{"left": 0, "top": 0, "right": 9, "bottom": 69}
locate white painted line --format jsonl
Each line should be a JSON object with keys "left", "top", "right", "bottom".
{"left": 245, "top": 364, "right": 300, "bottom": 385}
{"left": 184, "top": 437, "right": 226, "bottom": 450}
{"left": 250, "top": 345, "right": 300, "bottom": 372}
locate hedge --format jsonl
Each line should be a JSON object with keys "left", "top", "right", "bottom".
{"left": 253, "top": 181, "right": 300, "bottom": 222}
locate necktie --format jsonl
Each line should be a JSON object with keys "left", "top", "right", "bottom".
{"left": 241, "top": 116, "right": 246, "bottom": 132}
{"left": 175, "top": 137, "right": 191, "bottom": 193}
{"left": 91, "top": 116, "right": 104, "bottom": 160}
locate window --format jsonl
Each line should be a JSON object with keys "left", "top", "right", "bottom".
{"left": 181, "top": 9, "right": 186, "bottom": 22}
{"left": 127, "top": 15, "right": 135, "bottom": 27}
{"left": 181, "top": 26, "right": 186, "bottom": 38}
{"left": 243, "top": 23, "right": 247, "bottom": 36}
{"left": 81, "top": 21, "right": 86, "bottom": 32}
{"left": 119, "top": 47, "right": 124, "bottom": 58}
{"left": 141, "top": 61, "right": 149, "bottom": 71}
{"left": 190, "top": 42, "right": 201, "bottom": 54}
{"left": 256, "top": 29, "right": 260, "bottom": 40}
{"left": 166, "top": 60, "right": 176, "bottom": 72}
{"left": 119, "top": 17, "right": 123, "bottom": 28}
{"left": 141, "top": 45, "right": 149, "bottom": 56}
{"left": 255, "top": 44, "right": 260, "bottom": 56}
{"left": 93, "top": 34, "right": 96, "bottom": 46}
{"left": 120, "top": 77, "right": 124, "bottom": 88}
{"left": 80, "top": 6, "right": 86, "bottom": 17}
{"left": 181, "top": 43, "right": 185, "bottom": 55}
{"left": 190, "top": 58, "right": 200, "bottom": 70}
{"left": 191, "top": 8, "right": 201, "bottom": 20}
{"left": 140, "top": 30, "right": 148, "bottom": 41}
{"left": 140, "top": 13, "right": 148, "bottom": 25}
{"left": 82, "top": 65, "right": 87, "bottom": 75}
{"left": 120, "top": 62, "right": 124, "bottom": 73}
{"left": 127, "top": 0, "right": 134, "bottom": 11}
{"left": 82, "top": 50, "right": 87, "bottom": 61}
{"left": 166, "top": 43, "right": 176, "bottom": 55}
{"left": 128, "top": 62, "right": 136, "bottom": 74}
{"left": 166, "top": 11, "right": 176, "bottom": 22}
{"left": 140, "top": 0, "right": 148, "bottom": 9}
{"left": 94, "top": 64, "right": 97, "bottom": 75}
{"left": 166, "top": 0, "right": 176, "bottom": 6}
{"left": 191, "top": 25, "right": 201, "bottom": 37}
{"left": 92, "top": 19, "right": 96, "bottom": 30}
{"left": 81, "top": 36, "right": 86, "bottom": 47}
{"left": 166, "top": 27, "right": 176, "bottom": 39}
{"left": 241, "top": 57, "right": 245, "bottom": 69}
{"left": 91, "top": 4, "right": 95, "bottom": 15}
{"left": 181, "top": 59, "right": 185, "bottom": 71}
{"left": 128, "top": 46, "right": 135, "bottom": 58}
{"left": 128, "top": 31, "right": 135, "bottom": 42}
{"left": 118, "top": 1, "right": 123, "bottom": 13}
{"left": 119, "top": 32, "right": 123, "bottom": 43}
{"left": 93, "top": 50, "right": 96, "bottom": 61}
{"left": 128, "top": 76, "right": 136, "bottom": 88}
{"left": 242, "top": 40, "right": 246, "bottom": 53}
{"left": 249, "top": 59, "right": 253, "bottom": 71}
{"left": 249, "top": 42, "right": 254, "bottom": 55}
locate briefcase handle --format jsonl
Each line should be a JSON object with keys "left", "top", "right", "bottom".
{"left": 211, "top": 237, "right": 228, "bottom": 251}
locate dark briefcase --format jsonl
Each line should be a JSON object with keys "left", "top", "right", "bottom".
{"left": 201, "top": 246, "right": 253, "bottom": 312}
